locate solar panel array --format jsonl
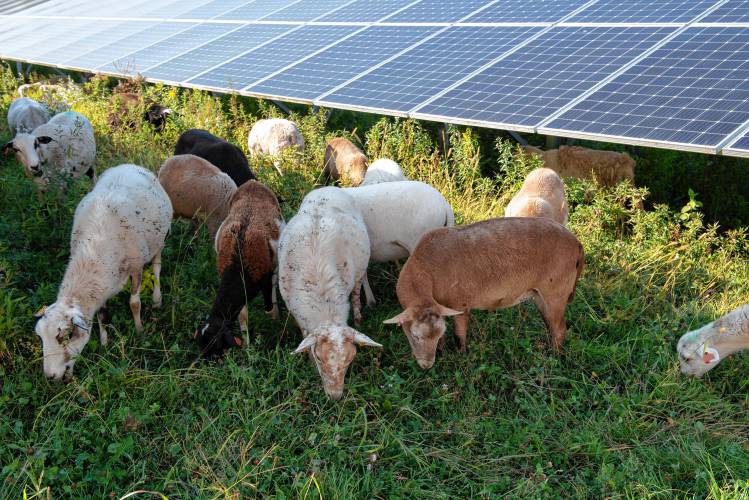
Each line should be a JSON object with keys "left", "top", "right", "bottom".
{"left": 2, "top": 0, "right": 749, "bottom": 156}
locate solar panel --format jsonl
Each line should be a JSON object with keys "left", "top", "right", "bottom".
{"left": 216, "top": 0, "right": 301, "bottom": 20}
{"left": 176, "top": 0, "right": 249, "bottom": 19}
{"left": 384, "top": 0, "right": 494, "bottom": 23}
{"left": 2, "top": 0, "right": 55, "bottom": 14}
{"left": 264, "top": 0, "right": 354, "bottom": 21}
{"left": 32, "top": 21, "right": 126, "bottom": 65}
{"left": 723, "top": 130, "right": 749, "bottom": 157}
{"left": 3, "top": 20, "right": 92, "bottom": 62}
{"left": 188, "top": 25, "right": 360, "bottom": 90}
{"left": 463, "top": 0, "right": 591, "bottom": 23}
{"left": 700, "top": 0, "right": 749, "bottom": 23}
{"left": 317, "top": 0, "right": 415, "bottom": 22}
{"left": 318, "top": 26, "right": 540, "bottom": 115}
{"left": 413, "top": 27, "right": 675, "bottom": 131}
{"left": 248, "top": 25, "right": 437, "bottom": 102}
{"left": 143, "top": 0, "right": 216, "bottom": 19}
{"left": 541, "top": 27, "right": 749, "bottom": 152}
{"left": 146, "top": 24, "right": 295, "bottom": 84}
{"left": 567, "top": 0, "right": 719, "bottom": 24}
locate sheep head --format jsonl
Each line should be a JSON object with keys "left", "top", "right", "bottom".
{"left": 194, "top": 317, "right": 242, "bottom": 358}
{"left": 34, "top": 302, "right": 91, "bottom": 380}
{"left": 384, "top": 304, "right": 462, "bottom": 370}
{"left": 4, "top": 133, "right": 52, "bottom": 178}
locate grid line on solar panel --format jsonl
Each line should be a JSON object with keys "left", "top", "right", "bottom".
{"left": 383, "top": 0, "right": 496, "bottom": 23}
{"left": 176, "top": 0, "right": 249, "bottom": 19}
{"left": 317, "top": 25, "right": 540, "bottom": 114}
{"left": 542, "top": 26, "right": 749, "bottom": 150}
{"left": 246, "top": 25, "right": 437, "bottom": 100}
{"left": 568, "top": 0, "right": 721, "bottom": 23}
{"left": 317, "top": 0, "right": 417, "bottom": 22}
{"left": 32, "top": 21, "right": 127, "bottom": 64}
{"left": 463, "top": 0, "right": 592, "bottom": 23}
{"left": 187, "top": 25, "right": 360, "bottom": 90}
{"left": 413, "top": 26, "right": 676, "bottom": 129}
{"left": 265, "top": 0, "right": 356, "bottom": 22}
{"left": 2, "top": 20, "right": 94, "bottom": 61}
{"left": 217, "top": 0, "right": 301, "bottom": 20}
{"left": 723, "top": 132, "right": 749, "bottom": 156}
{"left": 701, "top": 0, "right": 749, "bottom": 23}
{"left": 146, "top": 23, "right": 295, "bottom": 83}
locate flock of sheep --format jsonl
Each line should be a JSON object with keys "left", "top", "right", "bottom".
{"left": 3, "top": 86, "right": 747, "bottom": 400}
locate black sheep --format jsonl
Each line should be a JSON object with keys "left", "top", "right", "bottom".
{"left": 174, "top": 129, "right": 256, "bottom": 186}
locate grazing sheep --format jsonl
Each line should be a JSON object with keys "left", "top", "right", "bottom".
{"left": 195, "top": 180, "right": 283, "bottom": 357}
{"left": 158, "top": 154, "right": 237, "bottom": 239}
{"left": 3, "top": 111, "right": 96, "bottom": 189}
{"left": 505, "top": 167, "right": 568, "bottom": 225}
{"left": 362, "top": 158, "right": 406, "bottom": 185}
{"left": 343, "top": 180, "right": 454, "bottom": 305}
{"left": 279, "top": 187, "right": 382, "bottom": 400}
{"left": 247, "top": 118, "right": 304, "bottom": 174}
{"left": 384, "top": 217, "right": 584, "bottom": 369}
{"left": 17, "top": 82, "right": 66, "bottom": 98}
{"left": 677, "top": 304, "right": 749, "bottom": 377}
{"left": 109, "top": 92, "right": 172, "bottom": 131}
{"left": 33, "top": 164, "right": 172, "bottom": 380}
{"left": 175, "top": 129, "right": 255, "bottom": 187}
{"left": 7, "top": 97, "right": 50, "bottom": 135}
{"left": 17, "top": 82, "right": 71, "bottom": 114}
{"left": 523, "top": 145, "right": 635, "bottom": 187}
{"left": 324, "top": 137, "right": 368, "bottom": 186}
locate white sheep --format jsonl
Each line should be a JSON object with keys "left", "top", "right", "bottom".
{"left": 34, "top": 164, "right": 173, "bottom": 380}
{"left": 278, "top": 186, "right": 382, "bottom": 400}
{"left": 247, "top": 118, "right": 304, "bottom": 174}
{"left": 7, "top": 97, "right": 50, "bottom": 135}
{"left": 343, "top": 180, "right": 455, "bottom": 305}
{"left": 677, "top": 304, "right": 749, "bottom": 377}
{"left": 158, "top": 154, "right": 237, "bottom": 239}
{"left": 505, "top": 167, "right": 568, "bottom": 225}
{"left": 3, "top": 111, "right": 96, "bottom": 189}
{"left": 362, "top": 158, "right": 406, "bottom": 185}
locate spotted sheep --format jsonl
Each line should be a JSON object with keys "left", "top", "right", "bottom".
{"left": 33, "top": 164, "right": 172, "bottom": 380}
{"left": 505, "top": 167, "right": 568, "bottom": 225}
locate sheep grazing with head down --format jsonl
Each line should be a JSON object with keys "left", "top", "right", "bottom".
{"left": 175, "top": 129, "right": 255, "bottom": 187}
{"left": 523, "top": 145, "right": 635, "bottom": 187}
{"left": 247, "top": 118, "right": 304, "bottom": 174}
{"left": 109, "top": 92, "right": 172, "bottom": 132}
{"left": 361, "top": 158, "right": 406, "bottom": 185}
{"left": 677, "top": 304, "right": 749, "bottom": 377}
{"left": 278, "top": 187, "right": 382, "bottom": 400}
{"left": 384, "top": 217, "right": 584, "bottom": 370}
{"left": 3, "top": 111, "right": 96, "bottom": 189}
{"left": 324, "top": 137, "right": 368, "bottom": 186}
{"left": 195, "top": 180, "right": 283, "bottom": 357}
{"left": 505, "top": 167, "right": 568, "bottom": 225}
{"left": 7, "top": 97, "right": 50, "bottom": 135}
{"left": 158, "top": 154, "right": 237, "bottom": 239}
{"left": 33, "top": 164, "right": 172, "bottom": 380}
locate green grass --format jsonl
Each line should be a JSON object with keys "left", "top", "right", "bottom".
{"left": 1, "top": 66, "right": 749, "bottom": 499}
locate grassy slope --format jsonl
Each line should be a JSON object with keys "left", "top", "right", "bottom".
{"left": 0, "top": 69, "right": 748, "bottom": 499}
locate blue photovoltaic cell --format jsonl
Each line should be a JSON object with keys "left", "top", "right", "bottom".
{"left": 147, "top": 24, "right": 295, "bottom": 83}
{"left": 701, "top": 0, "right": 749, "bottom": 23}
{"left": 545, "top": 27, "right": 749, "bottom": 148}
{"left": 321, "top": 26, "right": 540, "bottom": 113}
{"left": 99, "top": 23, "right": 235, "bottom": 74}
{"left": 144, "top": 0, "right": 215, "bottom": 18}
{"left": 385, "top": 0, "right": 493, "bottom": 22}
{"left": 464, "top": 0, "right": 589, "bottom": 22}
{"left": 318, "top": 0, "right": 414, "bottom": 22}
{"left": 248, "top": 26, "right": 437, "bottom": 101}
{"left": 727, "top": 133, "right": 749, "bottom": 153}
{"left": 189, "top": 25, "right": 359, "bottom": 90}
{"left": 61, "top": 22, "right": 161, "bottom": 67}
{"left": 217, "top": 0, "right": 300, "bottom": 20}
{"left": 4, "top": 21, "right": 91, "bottom": 61}
{"left": 65, "top": 22, "right": 187, "bottom": 72}
{"left": 33, "top": 22, "right": 127, "bottom": 64}
{"left": 265, "top": 0, "right": 352, "bottom": 21}
{"left": 569, "top": 0, "right": 718, "bottom": 23}
{"left": 417, "top": 27, "right": 675, "bottom": 128}
{"left": 176, "top": 0, "right": 248, "bottom": 19}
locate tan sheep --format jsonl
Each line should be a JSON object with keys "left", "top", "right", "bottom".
{"left": 523, "top": 145, "right": 635, "bottom": 187}
{"left": 158, "top": 154, "right": 237, "bottom": 239}
{"left": 505, "top": 167, "right": 568, "bottom": 225}
{"left": 324, "top": 137, "right": 368, "bottom": 186}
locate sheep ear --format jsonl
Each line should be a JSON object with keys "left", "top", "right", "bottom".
{"left": 33, "top": 305, "right": 47, "bottom": 319}
{"left": 702, "top": 346, "right": 720, "bottom": 364}
{"left": 36, "top": 136, "right": 54, "bottom": 145}
{"left": 293, "top": 335, "right": 316, "bottom": 354}
{"left": 72, "top": 314, "right": 89, "bottom": 332}
{"left": 434, "top": 304, "right": 463, "bottom": 317}
{"left": 349, "top": 329, "right": 382, "bottom": 348}
{"left": 383, "top": 308, "right": 414, "bottom": 326}
{"left": 162, "top": 108, "right": 173, "bottom": 116}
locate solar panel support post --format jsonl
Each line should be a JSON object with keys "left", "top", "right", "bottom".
{"left": 272, "top": 100, "right": 291, "bottom": 116}
{"left": 508, "top": 131, "right": 527, "bottom": 147}
{"left": 15, "top": 61, "right": 22, "bottom": 76}
{"left": 546, "top": 136, "right": 561, "bottom": 150}
{"left": 440, "top": 123, "right": 450, "bottom": 155}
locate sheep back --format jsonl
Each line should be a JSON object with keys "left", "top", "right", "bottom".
{"left": 34, "top": 111, "right": 96, "bottom": 180}
{"left": 505, "top": 167, "right": 568, "bottom": 225}
{"left": 174, "top": 129, "right": 255, "bottom": 186}
{"left": 324, "top": 137, "right": 369, "bottom": 186}
{"left": 247, "top": 118, "right": 304, "bottom": 157}
{"left": 8, "top": 97, "right": 50, "bottom": 135}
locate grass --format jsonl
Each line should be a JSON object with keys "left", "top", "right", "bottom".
{"left": 1, "top": 65, "right": 748, "bottom": 499}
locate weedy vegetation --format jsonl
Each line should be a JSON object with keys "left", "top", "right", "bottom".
{"left": 0, "top": 64, "right": 748, "bottom": 498}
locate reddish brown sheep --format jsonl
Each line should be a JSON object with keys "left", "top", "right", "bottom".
{"left": 524, "top": 145, "right": 635, "bottom": 187}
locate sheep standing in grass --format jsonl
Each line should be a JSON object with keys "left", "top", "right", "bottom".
{"left": 7, "top": 97, "right": 49, "bottom": 135}
{"left": 279, "top": 187, "right": 382, "bottom": 400}
{"left": 3, "top": 111, "right": 96, "bottom": 189}
{"left": 361, "top": 158, "right": 405, "bottom": 185}
{"left": 523, "top": 145, "right": 635, "bottom": 187}
{"left": 33, "top": 164, "right": 172, "bottom": 380}
{"left": 384, "top": 217, "right": 584, "bottom": 369}
{"left": 343, "top": 180, "right": 454, "bottom": 305}
{"left": 109, "top": 92, "right": 172, "bottom": 131}
{"left": 324, "top": 137, "right": 368, "bottom": 186}
{"left": 677, "top": 304, "right": 749, "bottom": 377}
{"left": 247, "top": 118, "right": 304, "bottom": 174}
{"left": 195, "top": 181, "right": 283, "bottom": 357}
{"left": 175, "top": 129, "right": 255, "bottom": 186}
{"left": 158, "top": 154, "right": 237, "bottom": 239}
{"left": 505, "top": 167, "right": 568, "bottom": 225}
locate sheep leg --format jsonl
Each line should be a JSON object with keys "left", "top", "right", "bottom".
{"left": 351, "top": 279, "right": 363, "bottom": 326}
{"left": 453, "top": 310, "right": 471, "bottom": 352}
{"left": 130, "top": 271, "right": 143, "bottom": 333}
{"left": 238, "top": 306, "right": 250, "bottom": 347}
{"left": 262, "top": 278, "right": 278, "bottom": 319}
{"left": 97, "top": 304, "right": 110, "bottom": 346}
{"left": 362, "top": 273, "right": 376, "bottom": 306}
{"left": 534, "top": 294, "right": 567, "bottom": 351}
{"left": 272, "top": 159, "right": 283, "bottom": 175}
{"left": 151, "top": 251, "right": 163, "bottom": 308}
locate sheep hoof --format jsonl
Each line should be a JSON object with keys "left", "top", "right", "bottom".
{"left": 265, "top": 305, "right": 278, "bottom": 320}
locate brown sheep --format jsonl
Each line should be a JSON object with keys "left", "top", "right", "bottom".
{"left": 523, "top": 145, "right": 635, "bottom": 187}
{"left": 324, "top": 137, "right": 368, "bottom": 186}
{"left": 109, "top": 92, "right": 172, "bottom": 131}
{"left": 505, "top": 167, "right": 568, "bottom": 225}
{"left": 158, "top": 155, "right": 237, "bottom": 239}
{"left": 384, "top": 217, "right": 584, "bottom": 369}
